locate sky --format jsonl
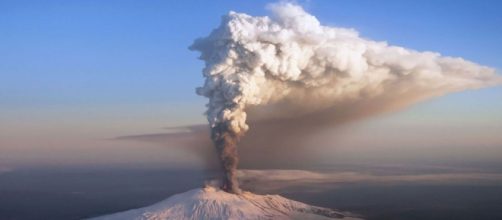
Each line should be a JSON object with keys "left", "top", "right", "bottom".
{"left": 1, "top": 0, "right": 501, "bottom": 170}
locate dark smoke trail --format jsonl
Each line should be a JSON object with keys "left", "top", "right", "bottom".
{"left": 211, "top": 123, "right": 242, "bottom": 194}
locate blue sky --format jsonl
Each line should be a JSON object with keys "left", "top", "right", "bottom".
{"left": 1, "top": 0, "right": 501, "bottom": 168}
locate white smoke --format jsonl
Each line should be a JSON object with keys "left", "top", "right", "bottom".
{"left": 190, "top": 2, "right": 500, "bottom": 193}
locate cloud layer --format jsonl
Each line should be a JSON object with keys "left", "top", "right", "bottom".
{"left": 238, "top": 169, "right": 502, "bottom": 193}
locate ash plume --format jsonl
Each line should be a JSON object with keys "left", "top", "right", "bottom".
{"left": 211, "top": 123, "right": 242, "bottom": 194}
{"left": 190, "top": 2, "right": 501, "bottom": 194}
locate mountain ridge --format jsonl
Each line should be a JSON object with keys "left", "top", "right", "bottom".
{"left": 89, "top": 186, "right": 363, "bottom": 220}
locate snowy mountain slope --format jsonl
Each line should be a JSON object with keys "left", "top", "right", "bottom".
{"left": 89, "top": 186, "right": 363, "bottom": 220}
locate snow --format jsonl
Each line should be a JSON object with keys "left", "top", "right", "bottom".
{"left": 89, "top": 186, "right": 363, "bottom": 220}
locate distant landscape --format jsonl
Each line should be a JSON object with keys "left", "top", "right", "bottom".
{"left": 1, "top": 163, "right": 502, "bottom": 220}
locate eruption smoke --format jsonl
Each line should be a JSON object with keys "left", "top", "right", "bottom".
{"left": 190, "top": 3, "right": 501, "bottom": 194}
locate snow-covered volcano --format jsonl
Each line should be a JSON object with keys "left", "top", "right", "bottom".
{"left": 89, "top": 186, "right": 362, "bottom": 220}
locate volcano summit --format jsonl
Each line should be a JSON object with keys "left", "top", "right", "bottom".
{"left": 90, "top": 186, "right": 362, "bottom": 220}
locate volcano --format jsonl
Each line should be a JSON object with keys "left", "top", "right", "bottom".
{"left": 89, "top": 186, "right": 362, "bottom": 220}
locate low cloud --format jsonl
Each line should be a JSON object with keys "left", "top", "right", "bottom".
{"left": 0, "top": 166, "right": 13, "bottom": 174}
{"left": 238, "top": 169, "right": 502, "bottom": 193}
